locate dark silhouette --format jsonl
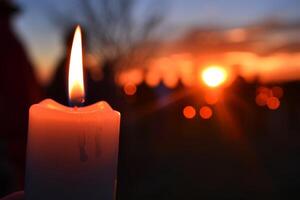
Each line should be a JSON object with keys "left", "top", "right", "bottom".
{"left": 86, "top": 60, "right": 121, "bottom": 107}
{"left": 0, "top": 0, "right": 42, "bottom": 197}
{"left": 0, "top": 191, "right": 23, "bottom": 200}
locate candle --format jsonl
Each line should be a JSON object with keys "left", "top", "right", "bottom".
{"left": 25, "top": 26, "right": 120, "bottom": 200}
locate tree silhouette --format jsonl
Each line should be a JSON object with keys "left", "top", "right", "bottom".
{"left": 48, "top": 0, "right": 165, "bottom": 69}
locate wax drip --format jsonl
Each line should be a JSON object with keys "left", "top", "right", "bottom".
{"left": 79, "top": 132, "right": 88, "bottom": 162}
{"left": 95, "top": 133, "right": 101, "bottom": 158}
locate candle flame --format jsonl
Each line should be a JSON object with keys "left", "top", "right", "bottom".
{"left": 68, "top": 25, "right": 85, "bottom": 106}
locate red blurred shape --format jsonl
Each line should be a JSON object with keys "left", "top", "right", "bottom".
{"left": 267, "top": 97, "right": 280, "bottom": 110}
{"left": 183, "top": 106, "right": 196, "bottom": 119}
{"left": 163, "top": 73, "right": 178, "bottom": 88}
{"left": 256, "top": 86, "right": 272, "bottom": 97}
{"left": 255, "top": 93, "right": 269, "bottom": 106}
{"left": 145, "top": 71, "right": 160, "bottom": 88}
{"left": 271, "top": 86, "right": 284, "bottom": 99}
{"left": 124, "top": 83, "right": 137, "bottom": 96}
{"left": 204, "top": 91, "right": 220, "bottom": 105}
{"left": 199, "top": 106, "right": 213, "bottom": 119}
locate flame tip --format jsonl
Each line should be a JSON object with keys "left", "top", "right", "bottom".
{"left": 76, "top": 25, "right": 81, "bottom": 30}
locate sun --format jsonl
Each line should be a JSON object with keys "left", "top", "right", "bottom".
{"left": 201, "top": 66, "right": 228, "bottom": 88}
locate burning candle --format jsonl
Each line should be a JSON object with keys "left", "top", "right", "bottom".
{"left": 25, "top": 26, "right": 120, "bottom": 200}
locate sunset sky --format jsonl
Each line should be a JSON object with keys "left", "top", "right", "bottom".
{"left": 13, "top": 0, "right": 300, "bottom": 84}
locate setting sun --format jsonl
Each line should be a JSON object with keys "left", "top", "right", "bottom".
{"left": 201, "top": 66, "right": 228, "bottom": 88}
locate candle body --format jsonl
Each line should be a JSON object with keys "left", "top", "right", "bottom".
{"left": 25, "top": 99, "right": 120, "bottom": 200}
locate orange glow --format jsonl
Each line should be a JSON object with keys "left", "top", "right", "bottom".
{"left": 225, "top": 28, "right": 247, "bottom": 42}
{"left": 124, "top": 83, "right": 137, "bottom": 96}
{"left": 181, "top": 76, "right": 195, "bottom": 87}
{"left": 256, "top": 86, "right": 272, "bottom": 106}
{"left": 163, "top": 73, "right": 178, "bottom": 88}
{"left": 255, "top": 93, "right": 269, "bottom": 106}
{"left": 115, "top": 69, "right": 144, "bottom": 87}
{"left": 176, "top": 55, "right": 195, "bottom": 87}
{"left": 204, "top": 91, "right": 220, "bottom": 105}
{"left": 271, "top": 86, "right": 284, "bottom": 99}
{"left": 267, "top": 97, "right": 280, "bottom": 110}
{"left": 199, "top": 106, "right": 213, "bottom": 119}
{"left": 201, "top": 66, "right": 228, "bottom": 88}
{"left": 129, "top": 69, "right": 144, "bottom": 85}
{"left": 257, "top": 86, "right": 272, "bottom": 97}
{"left": 68, "top": 26, "right": 85, "bottom": 105}
{"left": 183, "top": 106, "right": 196, "bottom": 119}
{"left": 145, "top": 71, "right": 160, "bottom": 87}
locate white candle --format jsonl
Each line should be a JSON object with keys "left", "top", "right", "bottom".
{"left": 25, "top": 26, "right": 120, "bottom": 200}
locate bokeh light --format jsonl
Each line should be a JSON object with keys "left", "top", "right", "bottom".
{"left": 183, "top": 106, "right": 196, "bottom": 119}
{"left": 199, "top": 106, "right": 213, "bottom": 119}
{"left": 271, "top": 86, "right": 284, "bottom": 99}
{"left": 256, "top": 86, "right": 272, "bottom": 106}
{"left": 255, "top": 93, "right": 269, "bottom": 106}
{"left": 163, "top": 73, "right": 178, "bottom": 89}
{"left": 267, "top": 97, "right": 280, "bottom": 110}
{"left": 145, "top": 71, "right": 161, "bottom": 88}
{"left": 115, "top": 68, "right": 143, "bottom": 87}
{"left": 124, "top": 83, "right": 137, "bottom": 96}
{"left": 257, "top": 86, "right": 272, "bottom": 97}
{"left": 201, "top": 66, "right": 228, "bottom": 88}
{"left": 204, "top": 91, "right": 220, "bottom": 105}
{"left": 256, "top": 86, "right": 283, "bottom": 109}
{"left": 129, "top": 69, "right": 144, "bottom": 86}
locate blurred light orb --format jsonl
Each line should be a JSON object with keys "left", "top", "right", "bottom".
{"left": 255, "top": 93, "right": 269, "bottom": 106}
{"left": 145, "top": 71, "right": 160, "bottom": 88}
{"left": 129, "top": 69, "right": 144, "bottom": 85}
{"left": 204, "top": 91, "right": 220, "bottom": 105}
{"left": 267, "top": 97, "right": 280, "bottom": 110}
{"left": 163, "top": 73, "right": 178, "bottom": 89}
{"left": 183, "top": 106, "right": 196, "bottom": 119}
{"left": 116, "top": 72, "right": 128, "bottom": 86}
{"left": 199, "top": 106, "right": 213, "bottom": 119}
{"left": 124, "top": 83, "right": 137, "bottom": 96}
{"left": 271, "top": 86, "right": 284, "bottom": 99}
{"left": 117, "top": 69, "right": 144, "bottom": 87}
{"left": 257, "top": 86, "right": 272, "bottom": 97}
{"left": 201, "top": 66, "right": 228, "bottom": 88}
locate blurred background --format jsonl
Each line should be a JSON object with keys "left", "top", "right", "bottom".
{"left": 1, "top": 0, "right": 300, "bottom": 199}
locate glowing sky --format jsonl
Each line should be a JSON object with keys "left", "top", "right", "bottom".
{"left": 13, "top": 0, "right": 300, "bottom": 83}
